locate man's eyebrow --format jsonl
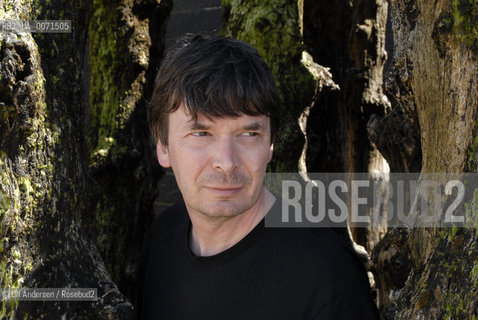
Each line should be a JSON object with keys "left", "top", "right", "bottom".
{"left": 187, "top": 121, "right": 211, "bottom": 131}
{"left": 243, "top": 121, "right": 265, "bottom": 131}
{"left": 186, "top": 120, "right": 266, "bottom": 131}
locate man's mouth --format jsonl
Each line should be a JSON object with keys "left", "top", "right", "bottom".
{"left": 204, "top": 186, "right": 242, "bottom": 195}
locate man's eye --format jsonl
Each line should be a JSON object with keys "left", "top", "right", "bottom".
{"left": 242, "top": 132, "right": 258, "bottom": 137}
{"left": 191, "top": 132, "right": 209, "bottom": 137}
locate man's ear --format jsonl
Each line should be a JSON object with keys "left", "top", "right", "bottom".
{"left": 156, "top": 142, "right": 171, "bottom": 168}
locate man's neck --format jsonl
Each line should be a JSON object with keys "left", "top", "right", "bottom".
{"left": 188, "top": 188, "right": 276, "bottom": 257}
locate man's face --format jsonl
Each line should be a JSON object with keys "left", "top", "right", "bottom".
{"left": 156, "top": 104, "right": 273, "bottom": 220}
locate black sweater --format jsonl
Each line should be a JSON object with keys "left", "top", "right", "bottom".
{"left": 136, "top": 200, "right": 380, "bottom": 320}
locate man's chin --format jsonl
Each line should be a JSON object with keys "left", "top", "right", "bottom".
{"left": 195, "top": 201, "right": 250, "bottom": 220}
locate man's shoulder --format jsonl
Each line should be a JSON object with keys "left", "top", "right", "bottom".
{"left": 264, "top": 197, "right": 366, "bottom": 282}
{"left": 265, "top": 226, "right": 351, "bottom": 258}
{"left": 264, "top": 226, "right": 368, "bottom": 284}
{"left": 255, "top": 226, "right": 373, "bottom": 314}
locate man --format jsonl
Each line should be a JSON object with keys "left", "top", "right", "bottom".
{"left": 137, "top": 33, "right": 380, "bottom": 319}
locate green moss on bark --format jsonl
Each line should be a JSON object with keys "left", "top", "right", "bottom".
{"left": 87, "top": 0, "right": 139, "bottom": 280}
{"left": 0, "top": 4, "right": 57, "bottom": 317}
{"left": 464, "top": 189, "right": 478, "bottom": 228}
{"left": 88, "top": 0, "right": 147, "bottom": 165}
{"left": 399, "top": 228, "right": 478, "bottom": 319}
{"left": 0, "top": 156, "right": 38, "bottom": 319}
{"left": 88, "top": 0, "right": 132, "bottom": 163}
{"left": 466, "top": 120, "right": 478, "bottom": 172}
{"left": 87, "top": 0, "right": 160, "bottom": 301}
{"left": 452, "top": 0, "right": 478, "bottom": 49}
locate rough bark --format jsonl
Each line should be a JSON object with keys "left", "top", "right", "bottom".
{"left": 0, "top": 0, "right": 133, "bottom": 318}
{"left": 302, "top": 0, "right": 389, "bottom": 174}
{"left": 87, "top": 0, "right": 171, "bottom": 303}
{"left": 301, "top": 0, "right": 391, "bottom": 256}
{"left": 370, "top": 0, "right": 478, "bottom": 319}
{"left": 0, "top": 0, "right": 171, "bottom": 318}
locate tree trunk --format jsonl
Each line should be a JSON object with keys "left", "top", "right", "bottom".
{"left": 302, "top": 0, "right": 391, "bottom": 254}
{"left": 0, "top": 0, "right": 171, "bottom": 318}
{"left": 370, "top": 0, "right": 478, "bottom": 319}
{"left": 87, "top": 0, "right": 171, "bottom": 304}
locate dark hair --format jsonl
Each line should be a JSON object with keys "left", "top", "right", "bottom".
{"left": 148, "top": 33, "right": 280, "bottom": 145}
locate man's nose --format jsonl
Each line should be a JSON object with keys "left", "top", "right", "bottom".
{"left": 211, "top": 136, "right": 239, "bottom": 173}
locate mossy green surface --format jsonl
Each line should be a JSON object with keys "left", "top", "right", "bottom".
{"left": 0, "top": 156, "right": 16, "bottom": 320}
{"left": 464, "top": 189, "right": 478, "bottom": 228}
{"left": 0, "top": 147, "right": 45, "bottom": 320}
{"left": 466, "top": 120, "right": 478, "bottom": 171}
{"left": 400, "top": 227, "right": 477, "bottom": 319}
{"left": 88, "top": 0, "right": 132, "bottom": 279}
{"left": 88, "top": 0, "right": 145, "bottom": 166}
{"left": 0, "top": 2, "right": 57, "bottom": 318}
{"left": 88, "top": 0, "right": 129, "bottom": 163}
{"left": 87, "top": 0, "right": 154, "bottom": 297}
{"left": 2, "top": 0, "right": 143, "bottom": 316}
{"left": 452, "top": 0, "right": 478, "bottom": 48}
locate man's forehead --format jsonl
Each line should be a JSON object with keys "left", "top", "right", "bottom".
{"left": 171, "top": 105, "right": 270, "bottom": 127}
{"left": 186, "top": 113, "right": 269, "bottom": 125}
